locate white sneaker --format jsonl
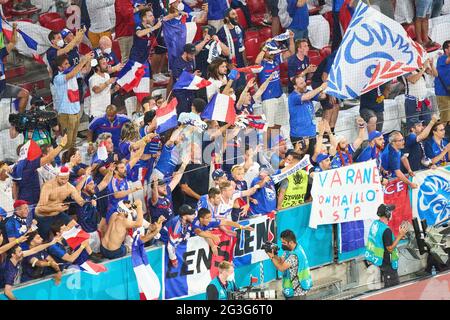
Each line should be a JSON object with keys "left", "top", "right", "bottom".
{"left": 157, "top": 73, "right": 170, "bottom": 81}
{"left": 153, "top": 73, "right": 170, "bottom": 82}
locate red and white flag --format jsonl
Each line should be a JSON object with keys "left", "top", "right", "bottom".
{"left": 62, "top": 225, "right": 90, "bottom": 250}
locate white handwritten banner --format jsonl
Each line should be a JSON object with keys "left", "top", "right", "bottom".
{"left": 411, "top": 167, "right": 450, "bottom": 227}
{"left": 309, "top": 160, "right": 384, "bottom": 229}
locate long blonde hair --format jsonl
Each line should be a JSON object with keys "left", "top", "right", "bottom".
{"left": 120, "top": 122, "right": 140, "bottom": 142}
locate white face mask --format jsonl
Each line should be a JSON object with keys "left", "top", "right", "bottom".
{"left": 104, "top": 48, "right": 112, "bottom": 54}
{"left": 177, "top": 3, "right": 185, "bottom": 11}
{"left": 230, "top": 93, "right": 237, "bottom": 101}
{"left": 227, "top": 272, "right": 235, "bottom": 282}
{"left": 56, "top": 39, "right": 65, "bottom": 48}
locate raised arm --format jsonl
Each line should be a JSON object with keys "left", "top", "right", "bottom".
{"left": 97, "top": 164, "right": 115, "bottom": 192}
{"left": 352, "top": 117, "right": 367, "bottom": 150}
{"left": 57, "top": 29, "right": 84, "bottom": 56}
{"left": 40, "top": 135, "right": 68, "bottom": 166}
{"left": 6, "top": 23, "right": 18, "bottom": 54}
{"left": 254, "top": 73, "right": 275, "bottom": 101}
{"left": 281, "top": 30, "right": 295, "bottom": 61}
{"left": 417, "top": 114, "right": 438, "bottom": 142}
{"left": 125, "top": 200, "right": 144, "bottom": 229}
{"left": 170, "top": 157, "right": 190, "bottom": 191}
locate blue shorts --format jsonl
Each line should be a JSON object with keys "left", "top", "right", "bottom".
{"left": 415, "top": 0, "right": 433, "bottom": 18}
{"left": 36, "top": 212, "right": 72, "bottom": 241}
{"left": 100, "top": 244, "right": 126, "bottom": 260}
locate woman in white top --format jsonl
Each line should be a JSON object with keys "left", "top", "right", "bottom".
{"left": 403, "top": 58, "right": 438, "bottom": 130}
{"left": 206, "top": 58, "right": 229, "bottom": 101}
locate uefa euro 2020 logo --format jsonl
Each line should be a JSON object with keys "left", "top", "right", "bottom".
{"left": 417, "top": 175, "right": 450, "bottom": 226}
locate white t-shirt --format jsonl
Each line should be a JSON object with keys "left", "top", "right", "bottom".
{"left": 244, "top": 162, "right": 260, "bottom": 187}
{"left": 407, "top": 71, "right": 429, "bottom": 100}
{"left": 207, "top": 77, "right": 227, "bottom": 102}
{"left": 86, "top": 0, "right": 115, "bottom": 33}
{"left": 217, "top": 192, "right": 242, "bottom": 219}
{"left": 89, "top": 72, "right": 111, "bottom": 118}
{"left": 0, "top": 178, "right": 14, "bottom": 215}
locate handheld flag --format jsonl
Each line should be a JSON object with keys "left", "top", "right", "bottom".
{"left": 97, "top": 141, "right": 108, "bottom": 161}
{"left": 326, "top": 1, "right": 425, "bottom": 99}
{"left": 173, "top": 70, "right": 211, "bottom": 90}
{"left": 132, "top": 62, "right": 150, "bottom": 103}
{"left": 63, "top": 66, "right": 80, "bottom": 103}
{"left": 156, "top": 98, "right": 178, "bottom": 134}
{"left": 62, "top": 225, "right": 90, "bottom": 250}
{"left": 116, "top": 60, "right": 147, "bottom": 92}
{"left": 132, "top": 233, "right": 161, "bottom": 300}
{"left": 202, "top": 93, "right": 236, "bottom": 124}
{"left": 11, "top": 140, "right": 42, "bottom": 181}
{"left": 235, "top": 65, "right": 264, "bottom": 74}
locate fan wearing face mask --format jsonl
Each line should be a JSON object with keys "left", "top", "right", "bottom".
{"left": 206, "top": 261, "right": 238, "bottom": 300}
{"left": 365, "top": 204, "right": 408, "bottom": 288}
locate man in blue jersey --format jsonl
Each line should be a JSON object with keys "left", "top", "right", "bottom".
{"left": 255, "top": 32, "right": 295, "bottom": 137}
{"left": 249, "top": 166, "right": 277, "bottom": 215}
{"left": 381, "top": 131, "right": 418, "bottom": 190}
{"left": 106, "top": 147, "right": 145, "bottom": 223}
{"left": 46, "top": 29, "right": 84, "bottom": 78}
{"left": 434, "top": 40, "right": 450, "bottom": 137}
{"left": 87, "top": 105, "right": 130, "bottom": 153}
{"left": 287, "top": 39, "right": 316, "bottom": 93}
{"left": 287, "top": 0, "right": 309, "bottom": 40}
{"left": 161, "top": 204, "right": 197, "bottom": 268}
{"left": 197, "top": 187, "right": 222, "bottom": 216}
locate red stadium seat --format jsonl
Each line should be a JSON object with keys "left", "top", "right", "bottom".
{"left": 245, "top": 30, "right": 260, "bottom": 42}
{"left": 235, "top": 8, "right": 248, "bottom": 30}
{"left": 45, "top": 18, "right": 66, "bottom": 32}
{"left": 247, "top": 0, "right": 266, "bottom": 15}
{"left": 309, "top": 50, "right": 323, "bottom": 66}
{"left": 250, "top": 14, "right": 267, "bottom": 27}
{"left": 39, "top": 12, "right": 61, "bottom": 28}
{"left": 245, "top": 37, "right": 262, "bottom": 64}
{"left": 259, "top": 27, "right": 272, "bottom": 43}
{"left": 279, "top": 61, "right": 289, "bottom": 86}
{"left": 320, "top": 46, "right": 332, "bottom": 58}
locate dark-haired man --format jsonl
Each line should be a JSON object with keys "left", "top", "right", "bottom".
{"left": 365, "top": 204, "right": 408, "bottom": 288}
{"left": 266, "top": 229, "right": 312, "bottom": 299}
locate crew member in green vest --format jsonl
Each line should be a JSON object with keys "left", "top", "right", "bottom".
{"left": 365, "top": 204, "right": 408, "bottom": 288}
{"left": 206, "top": 261, "right": 238, "bottom": 300}
{"left": 277, "top": 152, "right": 310, "bottom": 210}
{"left": 267, "top": 229, "right": 312, "bottom": 300}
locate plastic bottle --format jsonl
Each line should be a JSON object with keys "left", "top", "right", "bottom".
{"left": 431, "top": 266, "right": 437, "bottom": 276}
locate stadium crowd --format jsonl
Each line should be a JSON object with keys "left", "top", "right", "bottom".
{"left": 0, "top": 0, "right": 449, "bottom": 299}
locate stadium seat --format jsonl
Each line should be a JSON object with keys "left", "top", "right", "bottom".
{"left": 245, "top": 30, "right": 260, "bottom": 42}
{"left": 320, "top": 46, "right": 332, "bottom": 58}
{"left": 235, "top": 8, "right": 248, "bottom": 30}
{"left": 259, "top": 27, "right": 272, "bottom": 43}
{"left": 247, "top": 0, "right": 266, "bottom": 14}
{"left": 250, "top": 14, "right": 267, "bottom": 27}
{"left": 39, "top": 12, "right": 61, "bottom": 28}
{"left": 309, "top": 50, "right": 323, "bottom": 66}
{"left": 279, "top": 61, "right": 289, "bottom": 86}
{"left": 45, "top": 18, "right": 66, "bottom": 32}
{"left": 245, "top": 37, "right": 262, "bottom": 64}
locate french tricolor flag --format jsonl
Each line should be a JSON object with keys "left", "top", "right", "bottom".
{"left": 202, "top": 93, "right": 236, "bottom": 124}
{"left": 62, "top": 225, "right": 90, "bottom": 250}
{"left": 132, "top": 62, "right": 150, "bottom": 103}
{"left": 132, "top": 233, "right": 161, "bottom": 300}
{"left": 173, "top": 71, "right": 211, "bottom": 90}
{"left": 116, "top": 60, "right": 146, "bottom": 92}
{"left": 11, "top": 140, "right": 42, "bottom": 181}
{"left": 63, "top": 67, "right": 80, "bottom": 103}
{"left": 79, "top": 261, "right": 108, "bottom": 275}
{"left": 156, "top": 98, "right": 178, "bottom": 134}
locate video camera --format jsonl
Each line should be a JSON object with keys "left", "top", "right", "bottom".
{"left": 262, "top": 241, "right": 279, "bottom": 255}
{"left": 229, "top": 288, "right": 277, "bottom": 300}
{"left": 9, "top": 109, "right": 58, "bottom": 133}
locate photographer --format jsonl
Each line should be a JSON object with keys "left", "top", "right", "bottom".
{"left": 206, "top": 261, "right": 238, "bottom": 300}
{"left": 266, "top": 229, "right": 312, "bottom": 300}
{"left": 9, "top": 97, "right": 59, "bottom": 147}
{"left": 365, "top": 204, "right": 408, "bottom": 288}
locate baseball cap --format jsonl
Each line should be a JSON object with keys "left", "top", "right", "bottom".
{"left": 377, "top": 204, "right": 396, "bottom": 217}
{"left": 0, "top": 207, "right": 7, "bottom": 218}
{"left": 179, "top": 204, "right": 196, "bottom": 216}
{"left": 184, "top": 43, "right": 196, "bottom": 54}
{"left": 60, "top": 28, "right": 72, "bottom": 39}
{"left": 201, "top": 25, "right": 216, "bottom": 36}
{"left": 408, "top": 120, "right": 424, "bottom": 131}
{"left": 316, "top": 153, "right": 330, "bottom": 164}
{"left": 13, "top": 200, "right": 28, "bottom": 209}
{"left": 212, "top": 169, "right": 226, "bottom": 181}
{"left": 368, "top": 130, "right": 383, "bottom": 141}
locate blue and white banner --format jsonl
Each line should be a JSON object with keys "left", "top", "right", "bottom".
{"left": 411, "top": 167, "right": 450, "bottom": 226}
{"left": 326, "top": 1, "right": 425, "bottom": 99}
{"left": 271, "top": 155, "right": 311, "bottom": 184}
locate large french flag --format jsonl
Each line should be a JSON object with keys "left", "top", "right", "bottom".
{"left": 165, "top": 229, "right": 235, "bottom": 299}
{"left": 63, "top": 67, "right": 80, "bottom": 103}
{"left": 116, "top": 60, "right": 147, "bottom": 92}
{"left": 62, "top": 226, "right": 90, "bottom": 250}
{"left": 79, "top": 261, "right": 108, "bottom": 275}
{"left": 201, "top": 93, "right": 236, "bottom": 124}
{"left": 162, "top": 18, "right": 197, "bottom": 70}
{"left": 11, "top": 140, "right": 42, "bottom": 181}
{"left": 132, "top": 234, "right": 161, "bottom": 300}
{"left": 156, "top": 98, "right": 178, "bottom": 134}
{"left": 173, "top": 70, "right": 211, "bottom": 90}
{"left": 132, "top": 62, "right": 150, "bottom": 103}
